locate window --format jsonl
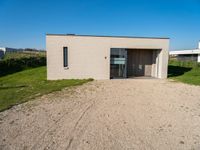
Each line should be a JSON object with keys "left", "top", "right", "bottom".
{"left": 63, "top": 47, "right": 68, "bottom": 67}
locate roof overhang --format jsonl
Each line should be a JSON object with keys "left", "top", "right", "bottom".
{"left": 169, "top": 49, "right": 200, "bottom": 55}
{"left": 46, "top": 34, "right": 170, "bottom": 40}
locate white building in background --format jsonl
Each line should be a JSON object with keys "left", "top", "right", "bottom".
{"left": 0, "top": 47, "right": 6, "bottom": 59}
{"left": 0, "top": 47, "right": 6, "bottom": 54}
{"left": 0, "top": 47, "right": 22, "bottom": 59}
{"left": 169, "top": 42, "right": 200, "bottom": 62}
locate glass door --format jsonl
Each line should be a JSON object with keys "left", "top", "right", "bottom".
{"left": 110, "top": 48, "right": 127, "bottom": 79}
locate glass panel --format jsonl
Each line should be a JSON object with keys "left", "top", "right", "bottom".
{"left": 111, "top": 58, "right": 126, "bottom": 64}
{"left": 63, "top": 47, "right": 68, "bottom": 67}
{"left": 110, "top": 48, "right": 127, "bottom": 78}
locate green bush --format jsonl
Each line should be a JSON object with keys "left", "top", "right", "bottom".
{"left": 0, "top": 56, "right": 46, "bottom": 76}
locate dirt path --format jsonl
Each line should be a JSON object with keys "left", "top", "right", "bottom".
{"left": 1, "top": 79, "right": 200, "bottom": 150}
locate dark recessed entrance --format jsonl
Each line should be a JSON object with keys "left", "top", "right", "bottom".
{"left": 110, "top": 48, "right": 160, "bottom": 79}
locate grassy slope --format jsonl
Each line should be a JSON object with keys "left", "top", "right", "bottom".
{"left": 0, "top": 67, "right": 92, "bottom": 111}
{"left": 168, "top": 60, "right": 200, "bottom": 85}
{"left": 174, "top": 68, "right": 200, "bottom": 85}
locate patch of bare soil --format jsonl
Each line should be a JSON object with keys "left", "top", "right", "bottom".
{"left": 1, "top": 79, "right": 200, "bottom": 150}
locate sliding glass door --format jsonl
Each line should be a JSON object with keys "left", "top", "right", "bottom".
{"left": 110, "top": 48, "right": 127, "bottom": 79}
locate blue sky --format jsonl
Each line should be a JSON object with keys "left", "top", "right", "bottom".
{"left": 0, "top": 0, "right": 200, "bottom": 50}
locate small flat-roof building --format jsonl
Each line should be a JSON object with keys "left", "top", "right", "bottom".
{"left": 0, "top": 47, "right": 21, "bottom": 59}
{"left": 46, "top": 34, "right": 169, "bottom": 80}
{"left": 170, "top": 42, "right": 200, "bottom": 62}
{"left": 0, "top": 47, "right": 6, "bottom": 59}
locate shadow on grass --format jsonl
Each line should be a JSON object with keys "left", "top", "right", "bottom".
{"left": 0, "top": 85, "right": 27, "bottom": 90}
{"left": 0, "top": 56, "right": 46, "bottom": 77}
{"left": 168, "top": 65, "right": 192, "bottom": 77}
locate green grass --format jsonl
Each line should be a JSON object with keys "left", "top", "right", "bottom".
{"left": 0, "top": 67, "right": 93, "bottom": 111}
{"left": 168, "top": 60, "right": 200, "bottom": 85}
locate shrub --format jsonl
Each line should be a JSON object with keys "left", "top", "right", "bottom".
{"left": 0, "top": 56, "right": 46, "bottom": 76}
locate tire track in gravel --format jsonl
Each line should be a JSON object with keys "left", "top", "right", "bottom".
{"left": 30, "top": 83, "right": 103, "bottom": 150}
{"left": 30, "top": 98, "right": 96, "bottom": 150}
{"left": 65, "top": 101, "right": 96, "bottom": 150}
{"left": 31, "top": 97, "right": 100, "bottom": 150}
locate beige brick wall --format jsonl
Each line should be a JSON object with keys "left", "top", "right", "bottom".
{"left": 46, "top": 35, "right": 169, "bottom": 80}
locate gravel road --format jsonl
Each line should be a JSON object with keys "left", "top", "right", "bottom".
{"left": 1, "top": 79, "right": 200, "bottom": 150}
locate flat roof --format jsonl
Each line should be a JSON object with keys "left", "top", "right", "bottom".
{"left": 46, "top": 34, "right": 170, "bottom": 40}
{"left": 169, "top": 49, "right": 200, "bottom": 55}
